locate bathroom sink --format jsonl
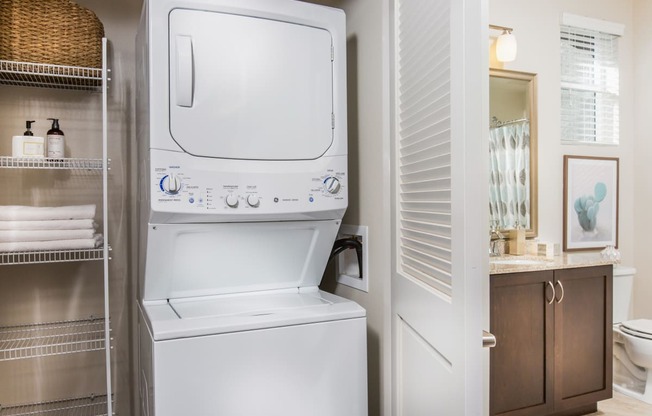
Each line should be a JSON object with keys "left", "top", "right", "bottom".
{"left": 490, "top": 258, "right": 549, "bottom": 266}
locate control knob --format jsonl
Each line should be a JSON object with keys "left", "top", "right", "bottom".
{"left": 225, "top": 194, "right": 239, "bottom": 208}
{"left": 247, "top": 194, "right": 260, "bottom": 208}
{"left": 161, "top": 174, "right": 182, "bottom": 195}
{"left": 323, "top": 176, "right": 341, "bottom": 194}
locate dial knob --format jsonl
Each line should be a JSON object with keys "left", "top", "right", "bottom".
{"left": 161, "top": 174, "right": 182, "bottom": 195}
{"left": 247, "top": 194, "right": 260, "bottom": 208}
{"left": 323, "top": 177, "right": 341, "bottom": 194}
{"left": 225, "top": 194, "right": 239, "bottom": 208}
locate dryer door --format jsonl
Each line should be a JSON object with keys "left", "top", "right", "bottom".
{"left": 169, "top": 9, "right": 334, "bottom": 160}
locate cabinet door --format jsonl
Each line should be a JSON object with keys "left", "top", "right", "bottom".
{"left": 490, "top": 271, "right": 555, "bottom": 416}
{"left": 553, "top": 265, "right": 613, "bottom": 411}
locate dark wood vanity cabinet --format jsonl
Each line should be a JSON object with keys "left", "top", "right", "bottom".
{"left": 490, "top": 265, "right": 612, "bottom": 416}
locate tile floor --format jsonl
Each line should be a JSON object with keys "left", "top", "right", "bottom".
{"left": 591, "top": 391, "right": 652, "bottom": 415}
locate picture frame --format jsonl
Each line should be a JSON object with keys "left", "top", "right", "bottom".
{"left": 563, "top": 155, "right": 619, "bottom": 251}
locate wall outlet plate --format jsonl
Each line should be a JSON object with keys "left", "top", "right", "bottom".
{"left": 336, "top": 224, "right": 368, "bottom": 293}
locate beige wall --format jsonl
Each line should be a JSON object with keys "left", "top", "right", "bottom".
{"left": 490, "top": 1, "right": 641, "bottom": 308}
{"left": 633, "top": 0, "right": 652, "bottom": 319}
{"left": 308, "top": 0, "right": 390, "bottom": 414}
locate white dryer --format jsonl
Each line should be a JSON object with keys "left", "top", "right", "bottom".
{"left": 135, "top": 0, "right": 367, "bottom": 415}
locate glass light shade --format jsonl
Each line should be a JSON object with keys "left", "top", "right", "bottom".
{"left": 496, "top": 31, "right": 517, "bottom": 62}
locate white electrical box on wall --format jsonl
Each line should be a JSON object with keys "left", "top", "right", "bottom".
{"left": 336, "top": 224, "right": 369, "bottom": 293}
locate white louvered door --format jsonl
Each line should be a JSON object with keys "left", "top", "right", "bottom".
{"left": 390, "top": 0, "right": 488, "bottom": 414}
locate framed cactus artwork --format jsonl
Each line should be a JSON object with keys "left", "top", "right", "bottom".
{"left": 563, "top": 155, "right": 619, "bottom": 251}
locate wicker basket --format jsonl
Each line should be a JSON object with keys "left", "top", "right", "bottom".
{"left": 0, "top": 0, "right": 104, "bottom": 68}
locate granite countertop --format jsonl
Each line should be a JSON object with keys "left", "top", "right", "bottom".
{"left": 489, "top": 252, "right": 616, "bottom": 275}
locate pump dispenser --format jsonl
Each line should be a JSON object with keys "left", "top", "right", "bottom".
{"left": 12, "top": 120, "right": 44, "bottom": 158}
{"left": 23, "top": 120, "right": 35, "bottom": 136}
{"left": 46, "top": 118, "right": 65, "bottom": 158}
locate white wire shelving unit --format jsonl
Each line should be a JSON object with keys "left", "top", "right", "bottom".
{"left": 0, "top": 248, "right": 105, "bottom": 265}
{"left": 0, "top": 156, "right": 107, "bottom": 266}
{"left": 0, "top": 155, "right": 108, "bottom": 266}
{"left": 0, "top": 60, "right": 102, "bottom": 92}
{"left": 0, "top": 156, "right": 104, "bottom": 170}
{"left": 0, "top": 318, "right": 109, "bottom": 361}
{"left": 0, "top": 39, "right": 114, "bottom": 415}
{"left": 0, "top": 394, "right": 111, "bottom": 416}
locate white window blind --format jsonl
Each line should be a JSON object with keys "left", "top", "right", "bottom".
{"left": 396, "top": 0, "right": 452, "bottom": 296}
{"left": 560, "top": 24, "right": 620, "bottom": 144}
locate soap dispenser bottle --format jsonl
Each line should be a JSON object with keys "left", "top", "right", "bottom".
{"left": 46, "top": 118, "right": 65, "bottom": 158}
{"left": 12, "top": 120, "right": 45, "bottom": 158}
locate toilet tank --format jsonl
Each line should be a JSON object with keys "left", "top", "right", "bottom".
{"left": 613, "top": 265, "right": 636, "bottom": 323}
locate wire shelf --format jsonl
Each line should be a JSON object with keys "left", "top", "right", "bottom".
{"left": 0, "top": 157, "right": 103, "bottom": 170}
{"left": 0, "top": 60, "right": 102, "bottom": 91}
{"left": 0, "top": 248, "right": 105, "bottom": 266}
{"left": 0, "top": 394, "right": 111, "bottom": 416}
{"left": 0, "top": 318, "right": 109, "bottom": 362}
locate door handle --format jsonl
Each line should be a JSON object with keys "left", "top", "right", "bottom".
{"left": 545, "top": 281, "right": 556, "bottom": 305}
{"left": 175, "top": 35, "right": 194, "bottom": 107}
{"left": 555, "top": 280, "right": 565, "bottom": 303}
{"left": 483, "top": 330, "right": 497, "bottom": 348}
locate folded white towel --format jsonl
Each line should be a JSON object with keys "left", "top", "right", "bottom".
{"left": 0, "top": 229, "right": 95, "bottom": 243}
{"left": 0, "top": 219, "right": 95, "bottom": 231}
{"left": 0, "top": 234, "right": 103, "bottom": 252}
{"left": 0, "top": 205, "right": 96, "bottom": 221}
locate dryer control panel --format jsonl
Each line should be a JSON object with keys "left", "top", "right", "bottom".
{"left": 149, "top": 150, "right": 347, "bottom": 221}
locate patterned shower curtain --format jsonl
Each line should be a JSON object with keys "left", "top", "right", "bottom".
{"left": 489, "top": 120, "right": 530, "bottom": 230}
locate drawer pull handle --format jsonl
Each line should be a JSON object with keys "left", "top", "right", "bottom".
{"left": 546, "top": 281, "right": 555, "bottom": 305}
{"left": 555, "top": 280, "right": 565, "bottom": 303}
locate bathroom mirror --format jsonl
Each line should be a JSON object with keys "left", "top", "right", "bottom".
{"left": 489, "top": 68, "right": 538, "bottom": 238}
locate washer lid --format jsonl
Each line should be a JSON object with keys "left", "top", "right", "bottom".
{"left": 143, "top": 289, "right": 366, "bottom": 341}
{"left": 170, "top": 291, "right": 331, "bottom": 319}
{"left": 620, "top": 319, "right": 652, "bottom": 340}
{"left": 142, "top": 220, "right": 341, "bottom": 301}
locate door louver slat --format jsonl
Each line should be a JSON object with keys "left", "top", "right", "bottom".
{"left": 397, "top": 0, "right": 452, "bottom": 296}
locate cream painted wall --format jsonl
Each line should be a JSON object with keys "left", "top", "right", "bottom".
{"left": 489, "top": 1, "right": 638, "bottom": 299}
{"left": 632, "top": 0, "right": 652, "bottom": 319}
{"left": 308, "top": 0, "right": 390, "bottom": 415}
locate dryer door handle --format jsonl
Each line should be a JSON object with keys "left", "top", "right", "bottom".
{"left": 175, "top": 35, "right": 194, "bottom": 107}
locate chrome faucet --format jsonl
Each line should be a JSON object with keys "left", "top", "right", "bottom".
{"left": 489, "top": 226, "right": 505, "bottom": 257}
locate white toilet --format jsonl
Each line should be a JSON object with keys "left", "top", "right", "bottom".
{"left": 612, "top": 265, "right": 652, "bottom": 403}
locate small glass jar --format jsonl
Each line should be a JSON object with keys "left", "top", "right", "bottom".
{"left": 600, "top": 245, "right": 621, "bottom": 263}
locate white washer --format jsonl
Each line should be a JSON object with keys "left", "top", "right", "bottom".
{"left": 137, "top": 221, "right": 368, "bottom": 415}
{"left": 139, "top": 290, "right": 367, "bottom": 416}
{"left": 136, "top": 1, "right": 367, "bottom": 415}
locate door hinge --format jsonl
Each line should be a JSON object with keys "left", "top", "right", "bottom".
{"left": 331, "top": 113, "right": 335, "bottom": 129}
{"left": 331, "top": 45, "right": 334, "bottom": 62}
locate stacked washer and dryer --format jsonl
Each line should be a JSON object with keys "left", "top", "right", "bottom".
{"left": 135, "top": 0, "right": 368, "bottom": 415}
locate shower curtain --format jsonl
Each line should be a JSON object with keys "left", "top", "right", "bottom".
{"left": 489, "top": 120, "right": 530, "bottom": 230}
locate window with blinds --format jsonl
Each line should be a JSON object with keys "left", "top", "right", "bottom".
{"left": 396, "top": 0, "right": 452, "bottom": 297}
{"left": 560, "top": 24, "right": 620, "bottom": 144}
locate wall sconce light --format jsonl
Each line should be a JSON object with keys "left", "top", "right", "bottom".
{"left": 490, "top": 24, "right": 517, "bottom": 62}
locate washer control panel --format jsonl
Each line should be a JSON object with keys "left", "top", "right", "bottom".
{"left": 150, "top": 154, "right": 347, "bottom": 216}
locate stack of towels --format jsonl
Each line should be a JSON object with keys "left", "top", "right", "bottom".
{"left": 0, "top": 205, "right": 103, "bottom": 252}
